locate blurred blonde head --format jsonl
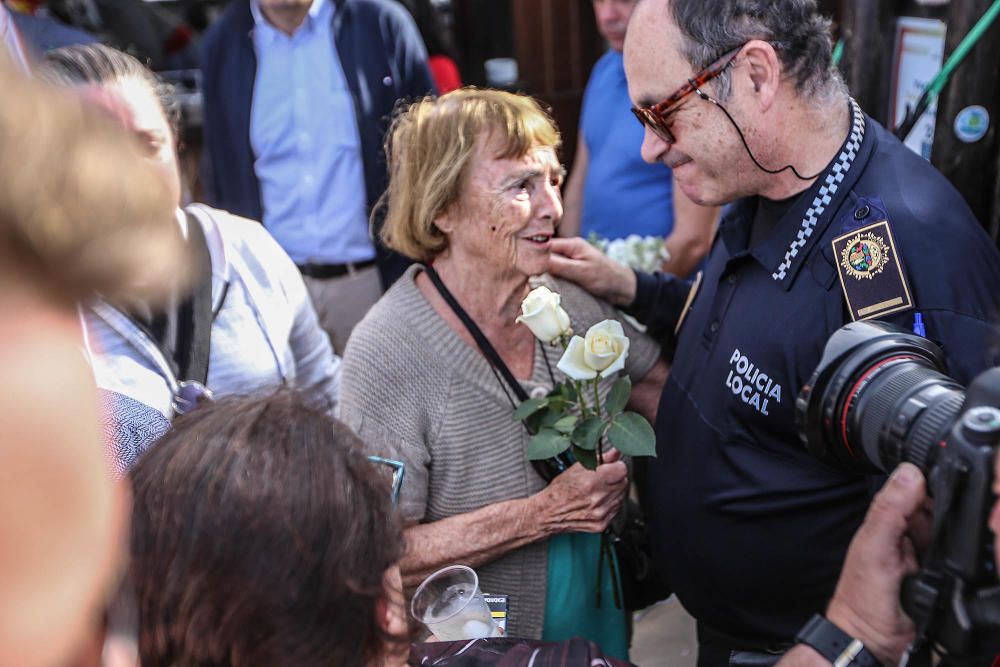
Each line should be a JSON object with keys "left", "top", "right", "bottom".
{"left": 0, "top": 51, "right": 180, "bottom": 667}
{"left": 0, "top": 52, "right": 181, "bottom": 305}
{"left": 378, "top": 87, "right": 561, "bottom": 263}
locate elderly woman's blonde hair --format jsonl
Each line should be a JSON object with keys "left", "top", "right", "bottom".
{"left": 378, "top": 88, "right": 561, "bottom": 263}
{"left": 0, "top": 55, "right": 181, "bottom": 305}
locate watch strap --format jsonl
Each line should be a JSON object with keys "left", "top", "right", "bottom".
{"left": 794, "top": 614, "right": 880, "bottom": 667}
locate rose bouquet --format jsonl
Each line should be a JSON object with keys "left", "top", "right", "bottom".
{"left": 588, "top": 233, "right": 670, "bottom": 274}
{"left": 514, "top": 286, "right": 656, "bottom": 607}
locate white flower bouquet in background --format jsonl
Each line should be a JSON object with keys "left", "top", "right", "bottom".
{"left": 514, "top": 286, "right": 657, "bottom": 608}
{"left": 588, "top": 233, "right": 669, "bottom": 273}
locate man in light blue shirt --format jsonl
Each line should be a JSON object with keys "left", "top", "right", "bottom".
{"left": 202, "top": 0, "right": 435, "bottom": 352}
{"left": 250, "top": 0, "right": 372, "bottom": 270}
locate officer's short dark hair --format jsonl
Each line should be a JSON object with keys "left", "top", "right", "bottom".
{"left": 665, "top": 0, "right": 845, "bottom": 102}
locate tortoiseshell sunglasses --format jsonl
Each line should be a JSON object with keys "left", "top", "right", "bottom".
{"left": 630, "top": 44, "right": 744, "bottom": 144}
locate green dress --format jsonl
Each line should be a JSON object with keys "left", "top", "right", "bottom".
{"left": 541, "top": 532, "right": 628, "bottom": 659}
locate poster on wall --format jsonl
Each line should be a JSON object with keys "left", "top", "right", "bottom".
{"left": 889, "top": 17, "right": 947, "bottom": 160}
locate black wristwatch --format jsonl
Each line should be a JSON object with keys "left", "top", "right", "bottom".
{"left": 794, "top": 614, "right": 880, "bottom": 667}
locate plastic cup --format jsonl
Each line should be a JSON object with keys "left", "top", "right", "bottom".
{"left": 410, "top": 565, "right": 500, "bottom": 641}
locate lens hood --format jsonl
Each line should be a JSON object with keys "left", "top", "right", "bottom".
{"left": 796, "top": 321, "right": 948, "bottom": 468}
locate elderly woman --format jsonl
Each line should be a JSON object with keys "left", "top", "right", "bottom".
{"left": 37, "top": 44, "right": 341, "bottom": 473}
{"left": 340, "top": 89, "right": 668, "bottom": 655}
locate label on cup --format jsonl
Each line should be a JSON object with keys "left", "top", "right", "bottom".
{"left": 483, "top": 594, "right": 509, "bottom": 635}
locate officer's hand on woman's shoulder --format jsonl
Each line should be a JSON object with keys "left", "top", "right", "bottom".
{"left": 547, "top": 237, "right": 637, "bottom": 307}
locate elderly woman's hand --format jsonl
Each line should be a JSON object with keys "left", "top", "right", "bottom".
{"left": 533, "top": 452, "right": 629, "bottom": 534}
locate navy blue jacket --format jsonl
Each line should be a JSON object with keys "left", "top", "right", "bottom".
{"left": 200, "top": 0, "right": 435, "bottom": 285}
{"left": 628, "top": 103, "right": 1000, "bottom": 647}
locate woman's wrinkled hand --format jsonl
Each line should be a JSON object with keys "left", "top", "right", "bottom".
{"left": 533, "top": 452, "right": 628, "bottom": 534}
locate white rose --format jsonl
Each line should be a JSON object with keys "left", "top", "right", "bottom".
{"left": 605, "top": 239, "right": 630, "bottom": 266}
{"left": 583, "top": 319, "right": 630, "bottom": 377}
{"left": 556, "top": 335, "right": 597, "bottom": 380}
{"left": 516, "top": 286, "right": 572, "bottom": 344}
{"left": 556, "top": 319, "right": 630, "bottom": 381}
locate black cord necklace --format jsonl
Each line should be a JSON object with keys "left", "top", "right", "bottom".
{"left": 423, "top": 264, "right": 570, "bottom": 481}
{"left": 695, "top": 88, "right": 824, "bottom": 181}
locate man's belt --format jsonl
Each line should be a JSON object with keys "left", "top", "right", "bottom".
{"left": 297, "top": 259, "right": 376, "bottom": 279}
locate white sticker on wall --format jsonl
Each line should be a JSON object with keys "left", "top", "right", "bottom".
{"left": 954, "top": 105, "right": 990, "bottom": 143}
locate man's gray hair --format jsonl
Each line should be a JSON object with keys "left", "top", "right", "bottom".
{"left": 666, "top": 0, "right": 847, "bottom": 105}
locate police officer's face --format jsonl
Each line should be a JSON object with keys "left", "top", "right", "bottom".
{"left": 623, "top": 0, "right": 757, "bottom": 207}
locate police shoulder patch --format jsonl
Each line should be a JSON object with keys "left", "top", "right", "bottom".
{"left": 832, "top": 220, "right": 913, "bottom": 321}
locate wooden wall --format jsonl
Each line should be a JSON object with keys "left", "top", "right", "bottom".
{"left": 510, "top": 0, "right": 604, "bottom": 169}
{"left": 451, "top": 0, "right": 606, "bottom": 171}
{"left": 839, "top": 0, "right": 1000, "bottom": 241}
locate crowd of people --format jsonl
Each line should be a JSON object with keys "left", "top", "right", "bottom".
{"left": 2, "top": 0, "right": 1000, "bottom": 666}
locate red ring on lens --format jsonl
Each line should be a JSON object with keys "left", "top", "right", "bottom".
{"left": 839, "top": 355, "right": 919, "bottom": 459}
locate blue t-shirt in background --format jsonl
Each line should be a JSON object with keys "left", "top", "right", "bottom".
{"left": 580, "top": 50, "right": 674, "bottom": 241}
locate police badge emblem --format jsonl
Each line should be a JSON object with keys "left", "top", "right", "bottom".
{"left": 840, "top": 232, "right": 889, "bottom": 280}
{"left": 832, "top": 220, "right": 913, "bottom": 321}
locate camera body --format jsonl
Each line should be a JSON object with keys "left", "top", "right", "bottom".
{"left": 796, "top": 321, "right": 1000, "bottom": 662}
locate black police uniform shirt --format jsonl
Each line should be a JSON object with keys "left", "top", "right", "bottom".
{"left": 627, "top": 99, "right": 1000, "bottom": 645}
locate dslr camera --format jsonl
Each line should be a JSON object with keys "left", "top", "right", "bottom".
{"left": 796, "top": 321, "right": 1000, "bottom": 665}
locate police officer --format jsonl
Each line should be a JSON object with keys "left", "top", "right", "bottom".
{"left": 548, "top": 0, "right": 1000, "bottom": 664}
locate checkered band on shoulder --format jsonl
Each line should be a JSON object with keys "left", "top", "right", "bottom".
{"left": 771, "top": 99, "right": 866, "bottom": 282}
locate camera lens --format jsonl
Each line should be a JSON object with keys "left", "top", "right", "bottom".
{"left": 796, "top": 321, "right": 964, "bottom": 474}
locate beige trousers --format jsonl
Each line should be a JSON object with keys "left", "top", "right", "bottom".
{"left": 302, "top": 265, "right": 382, "bottom": 355}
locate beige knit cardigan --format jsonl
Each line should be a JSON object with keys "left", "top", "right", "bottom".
{"left": 340, "top": 265, "right": 659, "bottom": 639}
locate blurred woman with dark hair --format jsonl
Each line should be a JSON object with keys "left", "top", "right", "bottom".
{"left": 127, "top": 391, "right": 634, "bottom": 666}
{"left": 129, "top": 391, "right": 408, "bottom": 666}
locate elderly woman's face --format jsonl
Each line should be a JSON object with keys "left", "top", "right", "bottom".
{"left": 445, "top": 136, "right": 563, "bottom": 278}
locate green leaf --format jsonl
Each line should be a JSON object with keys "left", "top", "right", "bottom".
{"left": 527, "top": 428, "right": 571, "bottom": 460}
{"left": 546, "top": 396, "right": 571, "bottom": 413}
{"left": 553, "top": 415, "right": 579, "bottom": 434}
{"left": 572, "top": 444, "right": 598, "bottom": 470}
{"left": 606, "top": 411, "right": 657, "bottom": 458}
{"left": 560, "top": 382, "right": 579, "bottom": 403}
{"left": 538, "top": 409, "right": 566, "bottom": 430}
{"left": 525, "top": 406, "right": 562, "bottom": 434}
{"left": 513, "top": 397, "right": 548, "bottom": 422}
{"left": 604, "top": 376, "right": 631, "bottom": 417}
{"left": 571, "top": 416, "right": 606, "bottom": 451}
{"left": 524, "top": 412, "right": 543, "bottom": 434}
